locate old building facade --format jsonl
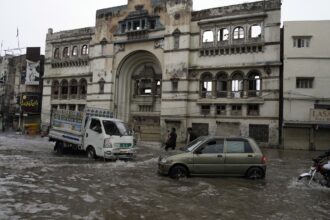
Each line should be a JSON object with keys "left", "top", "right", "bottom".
{"left": 42, "top": 0, "right": 281, "bottom": 145}
{"left": 283, "top": 21, "right": 330, "bottom": 150}
{"left": 0, "top": 48, "right": 44, "bottom": 132}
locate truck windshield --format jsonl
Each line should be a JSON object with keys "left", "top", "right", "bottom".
{"left": 102, "top": 120, "right": 131, "bottom": 136}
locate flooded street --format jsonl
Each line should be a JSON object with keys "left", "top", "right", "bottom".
{"left": 0, "top": 133, "right": 329, "bottom": 220}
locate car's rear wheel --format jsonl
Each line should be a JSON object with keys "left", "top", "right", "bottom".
{"left": 246, "top": 167, "right": 265, "bottom": 179}
{"left": 169, "top": 165, "right": 188, "bottom": 179}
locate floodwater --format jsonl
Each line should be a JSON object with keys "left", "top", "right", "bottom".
{"left": 0, "top": 133, "right": 329, "bottom": 220}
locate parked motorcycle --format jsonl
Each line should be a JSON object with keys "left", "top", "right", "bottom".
{"left": 298, "top": 150, "right": 330, "bottom": 187}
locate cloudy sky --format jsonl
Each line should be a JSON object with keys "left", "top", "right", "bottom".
{"left": 0, "top": 0, "right": 330, "bottom": 55}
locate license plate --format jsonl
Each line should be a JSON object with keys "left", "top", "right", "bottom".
{"left": 120, "top": 143, "right": 131, "bottom": 148}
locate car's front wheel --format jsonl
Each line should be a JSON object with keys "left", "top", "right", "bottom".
{"left": 169, "top": 165, "right": 188, "bottom": 179}
{"left": 246, "top": 167, "right": 265, "bottom": 179}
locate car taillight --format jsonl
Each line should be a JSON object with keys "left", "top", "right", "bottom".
{"left": 261, "top": 156, "right": 267, "bottom": 164}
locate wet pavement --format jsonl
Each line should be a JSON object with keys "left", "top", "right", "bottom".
{"left": 0, "top": 133, "right": 329, "bottom": 220}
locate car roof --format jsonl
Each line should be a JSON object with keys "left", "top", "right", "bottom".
{"left": 202, "top": 136, "right": 252, "bottom": 140}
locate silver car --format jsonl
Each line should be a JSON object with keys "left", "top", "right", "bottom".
{"left": 158, "top": 136, "right": 267, "bottom": 179}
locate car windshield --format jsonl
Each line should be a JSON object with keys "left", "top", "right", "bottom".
{"left": 102, "top": 120, "right": 131, "bottom": 136}
{"left": 115, "top": 121, "right": 132, "bottom": 136}
{"left": 181, "top": 136, "right": 206, "bottom": 152}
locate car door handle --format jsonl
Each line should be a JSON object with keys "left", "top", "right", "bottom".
{"left": 217, "top": 155, "right": 223, "bottom": 158}
{"left": 248, "top": 155, "right": 253, "bottom": 158}
{"left": 86, "top": 133, "right": 88, "bottom": 138}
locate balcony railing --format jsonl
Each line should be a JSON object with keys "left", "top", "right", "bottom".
{"left": 248, "top": 90, "right": 262, "bottom": 97}
{"left": 52, "top": 93, "right": 86, "bottom": 100}
{"left": 216, "top": 91, "right": 227, "bottom": 98}
{"left": 231, "top": 91, "right": 243, "bottom": 99}
{"left": 201, "top": 91, "right": 213, "bottom": 99}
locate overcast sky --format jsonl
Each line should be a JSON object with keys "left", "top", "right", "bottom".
{"left": 1, "top": 0, "right": 330, "bottom": 55}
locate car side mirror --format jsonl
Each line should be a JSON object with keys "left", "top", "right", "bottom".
{"left": 194, "top": 149, "right": 203, "bottom": 154}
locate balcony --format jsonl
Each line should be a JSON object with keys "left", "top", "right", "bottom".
{"left": 216, "top": 91, "right": 227, "bottom": 98}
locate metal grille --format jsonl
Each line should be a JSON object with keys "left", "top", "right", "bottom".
{"left": 249, "top": 124, "right": 269, "bottom": 143}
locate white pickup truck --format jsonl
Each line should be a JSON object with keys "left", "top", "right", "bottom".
{"left": 48, "top": 107, "right": 135, "bottom": 160}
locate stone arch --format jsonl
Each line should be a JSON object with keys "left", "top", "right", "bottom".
{"left": 115, "top": 50, "right": 162, "bottom": 122}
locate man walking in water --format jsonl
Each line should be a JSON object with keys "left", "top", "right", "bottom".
{"left": 165, "top": 128, "right": 177, "bottom": 151}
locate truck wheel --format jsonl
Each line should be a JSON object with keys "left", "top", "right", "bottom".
{"left": 54, "top": 141, "right": 64, "bottom": 155}
{"left": 87, "top": 147, "right": 96, "bottom": 160}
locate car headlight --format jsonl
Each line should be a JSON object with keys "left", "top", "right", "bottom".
{"left": 159, "top": 156, "right": 170, "bottom": 164}
{"left": 104, "top": 138, "right": 112, "bottom": 148}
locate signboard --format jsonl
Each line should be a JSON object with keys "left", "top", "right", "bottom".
{"left": 25, "top": 59, "right": 40, "bottom": 85}
{"left": 20, "top": 94, "right": 41, "bottom": 113}
{"left": 310, "top": 109, "right": 330, "bottom": 122}
{"left": 52, "top": 109, "right": 84, "bottom": 132}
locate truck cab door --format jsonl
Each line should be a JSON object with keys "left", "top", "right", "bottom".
{"left": 85, "top": 118, "right": 104, "bottom": 156}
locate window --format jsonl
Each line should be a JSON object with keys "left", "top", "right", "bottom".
{"left": 250, "top": 25, "right": 261, "bottom": 38}
{"left": 216, "top": 105, "right": 226, "bottom": 115}
{"left": 69, "top": 105, "right": 76, "bottom": 111}
{"left": 172, "top": 80, "right": 178, "bottom": 91}
{"left": 59, "top": 104, "right": 67, "bottom": 110}
{"left": 203, "top": 30, "right": 214, "bottom": 43}
{"left": 103, "top": 120, "right": 121, "bottom": 136}
{"left": 78, "top": 105, "right": 85, "bottom": 112}
{"left": 216, "top": 73, "right": 228, "bottom": 98}
{"left": 133, "top": 20, "right": 140, "bottom": 30}
{"left": 174, "top": 35, "right": 180, "bottom": 49}
{"left": 201, "top": 105, "right": 211, "bottom": 115}
{"left": 52, "top": 80, "right": 59, "bottom": 98}
{"left": 156, "top": 80, "right": 161, "bottom": 95}
{"left": 121, "top": 24, "right": 126, "bottom": 33}
{"left": 60, "top": 80, "right": 68, "bottom": 99}
{"left": 248, "top": 104, "right": 259, "bottom": 116}
{"left": 233, "top": 27, "right": 244, "bottom": 40}
{"left": 51, "top": 105, "right": 58, "bottom": 111}
{"left": 81, "top": 45, "right": 89, "bottom": 55}
{"left": 149, "top": 20, "right": 156, "bottom": 29}
{"left": 70, "top": 80, "right": 78, "bottom": 99}
{"left": 99, "top": 79, "right": 105, "bottom": 94}
{"left": 201, "top": 73, "right": 213, "bottom": 98}
{"left": 139, "top": 105, "right": 152, "bottom": 112}
{"left": 90, "top": 119, "right": 102, "bottom": 133}
{"left": 227, "top": 139, "right": 254, "bottom": 153}
{"left": 218, "top": 28, "right": 229, "bottom": 41}
{"left": 231, "top": 105, "right": 242, "bottom": 116}
{"left": 72, "top": 46, "right": 78, "bottom": 56}
{"left": 248, "top": 72, "right": 261, "bottom": 97}
{"left": 79, "top": 79, "right": 87, "bottom": 99}
{"left": 296, "top": 77, "right": 314, "bottom": 89}
{"left": 63, "top": 47, "right": 69, "bottom": 58}
{"left": 231, "top": 72, "right": 244, "bottom": 98}
{"left": 200, "top": 139, "right": 224, "bottom": 154}
{"left": 139, "top": 79, "right": 152, "bottom": 95}
{"left": 54, "top": 48, "right": 60, "bottom": 58}
{"left": 293, "top": 37, "right": 310, "bottom": 48}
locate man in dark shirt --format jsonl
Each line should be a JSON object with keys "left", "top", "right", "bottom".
{"left": 187, "top": 127, "right": 197, "bottom": 143}
{"left": 165, "top": 128, "right": 177, "bottom": 151}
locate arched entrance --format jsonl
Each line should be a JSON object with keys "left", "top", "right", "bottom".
{"left": 115, "top": 51, "right": 162, "bottom": 141}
